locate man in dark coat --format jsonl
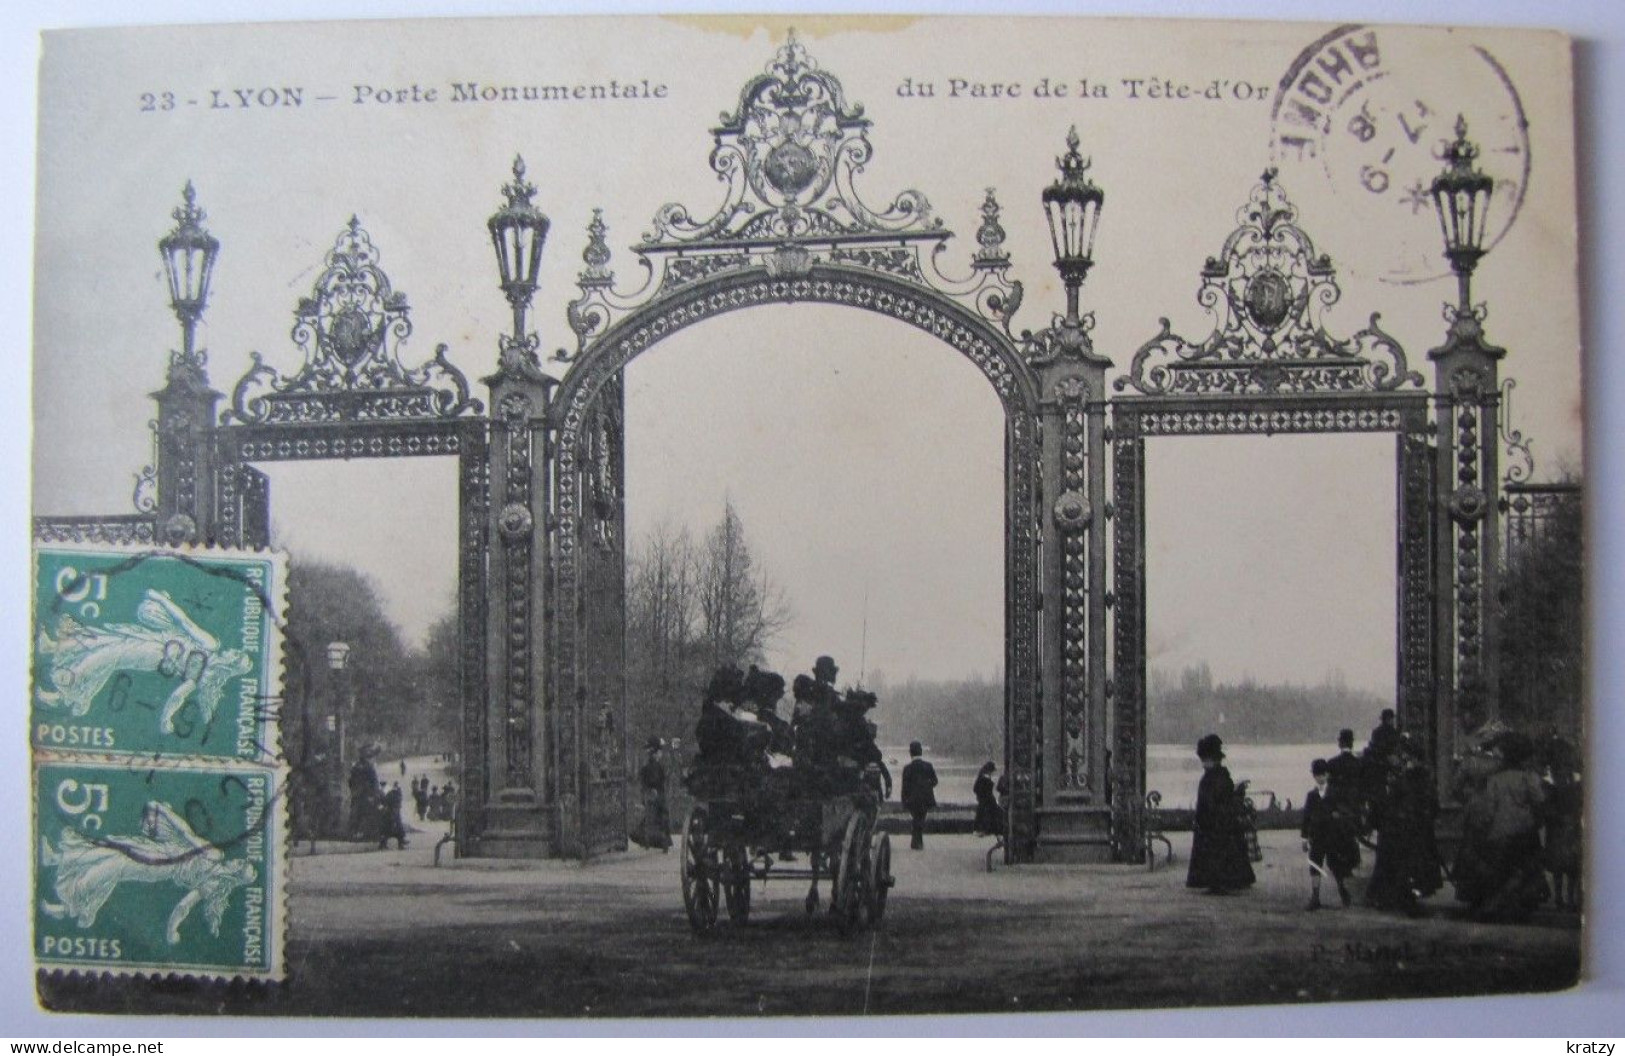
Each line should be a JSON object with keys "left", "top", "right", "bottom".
{"left": 347, "top": 746, "right": 382, "bottom": 842}
{"left": 1186, "top": 734, "right": 1255, "bottom": 893}
{"left": 1369, "top": 709, "right": 1401, "bottom": 761}
{"left": 631, "top": 737, "right": 673, "bottom": 851}
{"left": 412, "top": 776, "right": 429, "bottom": 822}
{"left": 380, "top": 781, "right": 408, "bottom": 850}
{"left": 900, "top": 741, "right": 938, "bottom": 850}
{"left": 1325, "top": 728, "right": 1368, "bottom": 849}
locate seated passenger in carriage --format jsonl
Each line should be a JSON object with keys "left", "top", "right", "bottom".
{"left": 742, "top": 665, "right": 794, "bottom": 758}
{"left": 833, "top": 688, "right": 891, "bottom": 800}
{"left": 689, "top": 665, "right": 773, "bottom": 798}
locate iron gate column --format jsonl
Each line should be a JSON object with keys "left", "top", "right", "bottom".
{"left": 151, "top": 354, "right": 221, "bottom": 545}
{"left": 1031, "top": 352, "right": 1113, "bottom": 860}
{"left": 1429, "top": 311, "right": 1505, "bottom": 764}
{"left": 478, "top": 358, "right": 557, "bottom": 856}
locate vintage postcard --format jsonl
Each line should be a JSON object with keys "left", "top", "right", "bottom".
{"left": 27, "top": 13, "right": 1586, "bottom": 1021}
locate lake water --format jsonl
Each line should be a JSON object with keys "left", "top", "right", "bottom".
{"left": 891, "top": 742, "right": 1327, "bottom": 809}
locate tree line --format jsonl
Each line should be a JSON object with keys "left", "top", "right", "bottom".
{"left": 281, "top": 561, "right": 459, "bottom": 772}
{"left": 1147, "top": 662, "right": 1388, "bottom": 744}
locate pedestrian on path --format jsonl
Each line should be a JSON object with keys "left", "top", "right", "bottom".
{"left": 974, "top": 761, "right": 1005, "bottom": 837}
{"left": 412, "top": 776, "right": 429, "bottom": 821}
{"left": 380, "top": 782, "right": 408, "bottom": 850}
{"left": 1186, "top": 734, "right": 1255, "bottom": 894}
{"left": 631, "top": 737, "right": 673, "bottom": 851}
{"left": 1301, "top": 758, "right": 1356, "bottom": 910}
{"left": 900, "top": 741, "right": 937, "bottom": 850}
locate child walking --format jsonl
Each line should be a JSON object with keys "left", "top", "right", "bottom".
{"left": 1301, "top": 758, "right": 1358, "bottom": 910}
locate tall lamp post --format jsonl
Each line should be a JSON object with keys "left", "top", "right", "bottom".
{"left": 327, "top": 641, "right": 353, "bottom": 837}
{"left": 152, "top": 182, "right": 223, "bottom": 544}
{"left": 1022, "top": 127, "right": 1112, "bottom": 858}
{"left": 484, "top": 155, "right": 555, "bottom": 816}
{"left": 1427, "top": 115, "right": 1505, "bottom": 753}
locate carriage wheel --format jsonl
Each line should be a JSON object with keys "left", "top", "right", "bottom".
{"left": 723, "top": 846, "right": 752, "bottom": 922}
{"left": 865, "top": 831, "right": 892, "bottom": 926}
{"left": 680, "top": 807, "right": 720, "bottom": 932}
{"left": 832, "top": 812, "right": 870, "bottom": 936}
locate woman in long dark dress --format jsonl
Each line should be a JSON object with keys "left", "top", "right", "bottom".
{"left": 973, "top": 761, "right": 1005, "bottom": 836}
{"left": 1365, "top": 736, "right": 1442, "bottom": 915}
{"left": 1186, "top": 734, "right": 1255, "bottom": 893}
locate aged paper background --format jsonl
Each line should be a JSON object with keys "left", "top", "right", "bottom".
{"left": 6, "top": 0, "right": 1624, "bottom": 1037}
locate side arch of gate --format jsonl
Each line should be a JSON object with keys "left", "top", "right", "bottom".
{"left": 1105, "top": 172, "right": 1439, "bottom": 861}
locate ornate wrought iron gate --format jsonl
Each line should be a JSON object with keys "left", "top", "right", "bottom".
{"left": 33, "top": 38, "right": 1549, "bottom": 866}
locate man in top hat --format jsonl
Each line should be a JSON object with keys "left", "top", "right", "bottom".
{"left": 900, "top": 741, "right": 938, "bottom": 850}
{"left": 1326, "top": 728, "right": 1367, "bottom": 839}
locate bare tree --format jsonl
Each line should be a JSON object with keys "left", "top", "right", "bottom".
{"left": 626, "top": 520, "right": 699, "bottom": 695}
{"left": 696, "top": 500, "right": 792, "bottom": 671}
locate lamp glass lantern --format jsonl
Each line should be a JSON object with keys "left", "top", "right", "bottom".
{"left": 488, "top": 155, "right": 550, "bottom": 335}
{"left": 1041, "top": 126, "right": 1105, "bottom": 318}
{"left": 158, "top": 181, "right": 220, "bottom": 356}
{"left": 1430, "top": 115, "right": 1494, "bottom": 295}
{"left": 326, "top": 641, "right": 352, "bottom": 671}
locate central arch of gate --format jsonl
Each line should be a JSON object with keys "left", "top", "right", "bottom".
{"left": 534, "top": 36, "right": 1107, "bottom": 863}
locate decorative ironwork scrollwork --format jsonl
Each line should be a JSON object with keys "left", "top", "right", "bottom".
{"left": 555, "top": 34, "right": 1022, "bottom": 359}
{"left": 223, "top": 217, "right": 482, "bottom": 424}
{"left": 1118, "top": 171, "right": 1424, "bottom": 396}
{"left": 1499, "top": 378, "right": 1535, "bottom": 485}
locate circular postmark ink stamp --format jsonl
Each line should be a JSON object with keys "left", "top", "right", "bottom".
{"left": 1269, "top": 24, "right": 1530, "bottom": 284}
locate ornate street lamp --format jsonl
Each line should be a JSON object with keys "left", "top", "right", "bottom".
{"left": 1041, "top": 126, "right": 1105, "bottom": 325}
{"left": 326, "top": 640, "right": 353, "bottom": 780}
{"left": 158, "top": 181, "right": 219, "bottom": 362}
{"left": 1426, "top": 115, "right": 1506, "bottom": 734}
{"left": 488, "top": 155, "right": 550, "bottom": 343}
{"left": 1430, "top": 115, "right": 1495, "bottom": 315}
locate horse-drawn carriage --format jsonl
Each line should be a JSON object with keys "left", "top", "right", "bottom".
{"left": 679, "top": 765, "right": 894, "bottom": 935}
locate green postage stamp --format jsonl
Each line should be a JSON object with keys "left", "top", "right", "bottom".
{"left": 34, "top": 757, "right": 284, "bottom": 979}
{"left": 31, "top": 545, "right": 287, "bottom": 980}
{"left": 32, "top": 545, "right": 285, "bottom": 764}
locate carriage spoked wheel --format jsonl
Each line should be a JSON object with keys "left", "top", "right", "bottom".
{"left": 832, "top": 811, "right": 872, "bottom": 936}
{"left": 680, "top": 806, "right": 721, "bottom": 933}
{"left": 864, "top": 830, "right": 893, "bottom": 927}
{"left": 723, "top": 845, "right": 752, "bottom": 922}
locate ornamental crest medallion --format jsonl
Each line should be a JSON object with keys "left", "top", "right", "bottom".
{"left": 1118, "top": 171, "right": 1425, "bottom": 397}
{"left": 223, "top": 218, "right": 481, "bottom": 424}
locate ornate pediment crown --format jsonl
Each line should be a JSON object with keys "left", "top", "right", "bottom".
{"left": 557, "top": 32, "right": 1019, "bottom": 360}
{"left": 224, "top": 217, "right": 481, "bottom": 424}
{"left": 1117, "top": 171, "right": 1423, "bottom": 396}
{"left": 645, "top": 31, "right": 940, "bottom": 248}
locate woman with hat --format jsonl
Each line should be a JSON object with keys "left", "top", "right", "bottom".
{"left": 1186, "top": 733, "right": 1255, "bottom": 894}
{"left": 630, "top": 736, "right": 672, "bottom": 851}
